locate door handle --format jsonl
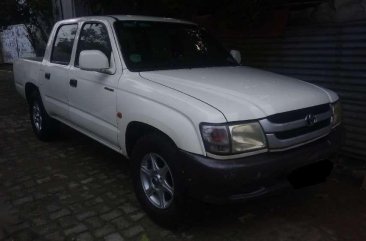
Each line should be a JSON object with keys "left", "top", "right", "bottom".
{"left": 104, "top": 87, "right": 114, "bottom": 92}
{"left": 69, "top": 79, "right": 77, "bottom": 88}
{"left": 45, "top": 72, "right": 51, "bottom": 79}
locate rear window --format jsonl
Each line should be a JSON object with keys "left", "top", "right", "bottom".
{"left": 51, "top": 24, "right": 78, "bottom": 65}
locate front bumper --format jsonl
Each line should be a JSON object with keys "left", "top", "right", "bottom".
{"left": 178, "top": 127, "right": 343, "bottom": 203}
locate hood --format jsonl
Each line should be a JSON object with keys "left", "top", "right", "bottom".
{"left": 140, "top": 66, "right": 336, "bottom": 122}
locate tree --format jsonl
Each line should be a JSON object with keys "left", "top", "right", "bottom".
{"left": 0, "top": 0, "right": 54, "bottom": 56}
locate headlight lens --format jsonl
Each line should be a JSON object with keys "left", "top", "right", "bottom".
{"left": 331, "top": 101, "right": 342, "bottom": 128}
{"left": 200, "top": 122, "right": 266, "bottom": 155}
{"left": 230, "top": 123, "right": 266, "bottom": 153}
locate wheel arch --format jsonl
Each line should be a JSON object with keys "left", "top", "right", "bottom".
{"left": 125, "top": 121, "right": 177, "bottom": 157}
{"left": 25, "top": 82, "right": 39, "bottom": 104}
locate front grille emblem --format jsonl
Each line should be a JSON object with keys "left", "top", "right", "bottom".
{"left": 305, "top": 113, "right": 317, "bottom": 126}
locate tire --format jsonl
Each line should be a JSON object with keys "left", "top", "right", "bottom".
{"left": 131, "top": 133, "right": 186, "bottom": 228}
{"left": 29, "top": 91, "right": 59, "bottom": 141}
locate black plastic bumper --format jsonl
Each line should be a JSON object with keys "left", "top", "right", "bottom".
{"left": 178, "top": 127, "right": 343, "bottom": 203}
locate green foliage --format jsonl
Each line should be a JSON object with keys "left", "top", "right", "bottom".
{"left": 140, "top": 234, "right": 150, "bottom": 241}
{"left": 0, "top": 1, "right": 19, "bottom": 27}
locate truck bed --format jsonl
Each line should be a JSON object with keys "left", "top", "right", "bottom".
{"left": 13, "top": 57, "right": 44, "bottom": 99}
{"left": 22, "top": 56, "right": 43, "bottom": 62}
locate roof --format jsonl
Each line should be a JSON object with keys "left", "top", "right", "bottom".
{"left": 59, "top": 15, "right": 193, "bottom": 24}
{"left": 57, "top": 15, "right": 196, "bottom": 26}
{"left": 110, "top": 15, "right": 195, "bottom": 24}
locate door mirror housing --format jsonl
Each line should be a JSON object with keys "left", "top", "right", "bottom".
{"left": 230, "top": 49, "right": 241, "bottom": 64}
{"left": 79, "top": 50, "right": 110, "bottom": 72}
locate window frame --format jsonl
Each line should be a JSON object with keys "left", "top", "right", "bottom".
{"left": 74, "top": 21, "right": 113, "bottom": 68}
{"left": 50, "top": 23, "right": 78, "bottom": 65}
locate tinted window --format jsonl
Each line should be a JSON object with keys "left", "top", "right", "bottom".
{"left": 114, "top": 21, "right": 237, "bottom": 72}
{"left": 51, "top": 24, "right": 78, "bottom": 65}
{"left": 75, "top": 22, "right": 112, "bottom": 66}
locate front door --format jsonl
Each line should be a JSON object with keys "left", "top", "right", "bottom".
{"left": 68, "top": 22, "right": 119, "bottom": 147}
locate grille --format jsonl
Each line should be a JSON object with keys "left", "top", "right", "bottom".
{"left": 260, "top": 104, "right": 332, "bottom": 150}
{"left": 274, "top": 119, "right": 330, "bottom": 139}
{"left": 267, "top": 104, "right": 330, "bottom": 123}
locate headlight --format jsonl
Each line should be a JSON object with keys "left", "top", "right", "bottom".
{"left": 230, "top": 123, "right": 266, "bottom": 153}
{"left": 200, "top": 122, "right": 266, "bottom": 155}
{"left": 331, "top": 101, "right": 342, "bottom": 128}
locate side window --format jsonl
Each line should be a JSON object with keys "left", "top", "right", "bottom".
{"left": 75, "top": 22, "right": 112, "bottom": 67}
{"left": 51, "top": 24, "right": 78, "bottom": 65}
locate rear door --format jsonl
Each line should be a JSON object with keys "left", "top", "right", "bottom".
{"left": 42, "top": 23, "right": 78, "bottom": 120}
{"left": 68, "top": 21, "right": 120, "bottom": 148}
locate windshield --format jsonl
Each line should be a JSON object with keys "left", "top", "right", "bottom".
{"left": 114, "top": 21, "right": 238, "bottom": 72}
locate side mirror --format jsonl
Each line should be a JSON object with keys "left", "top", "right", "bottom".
{"left": 230, "top": 49, "right": 241, "bottom": 64}
{"left": 79, "top": 50, "right": 110, "bottom": 72}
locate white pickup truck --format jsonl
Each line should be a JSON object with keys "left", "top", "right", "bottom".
{"left": 14, "top": 15, "right": 342, "bottom": 225}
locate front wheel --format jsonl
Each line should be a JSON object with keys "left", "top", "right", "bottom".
{"left": 29, "top": 92, "right": 59, "bottom": 141}
{"left": 140, "top": 152, "right": 175, "bottom": 209}
{"left": 131, "top": 133, "right": 186, "bottom": 227}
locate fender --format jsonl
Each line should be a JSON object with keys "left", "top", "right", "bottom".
{"left": 116, "top": 74, "right": 227, "bottom": 157}
{"left": 117, "top": 89, "right": 207, "bottom": 156}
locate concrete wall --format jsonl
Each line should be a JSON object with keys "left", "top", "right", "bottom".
{"left": 0, "top": 41, "right": 3, "bottom": 64}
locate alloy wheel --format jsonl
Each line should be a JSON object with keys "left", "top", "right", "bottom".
{"left": 140, "top": 153, "right": 174, "bottom": 209}
{"left": 32, "top": 103, "right": 42, "bottom": 132}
